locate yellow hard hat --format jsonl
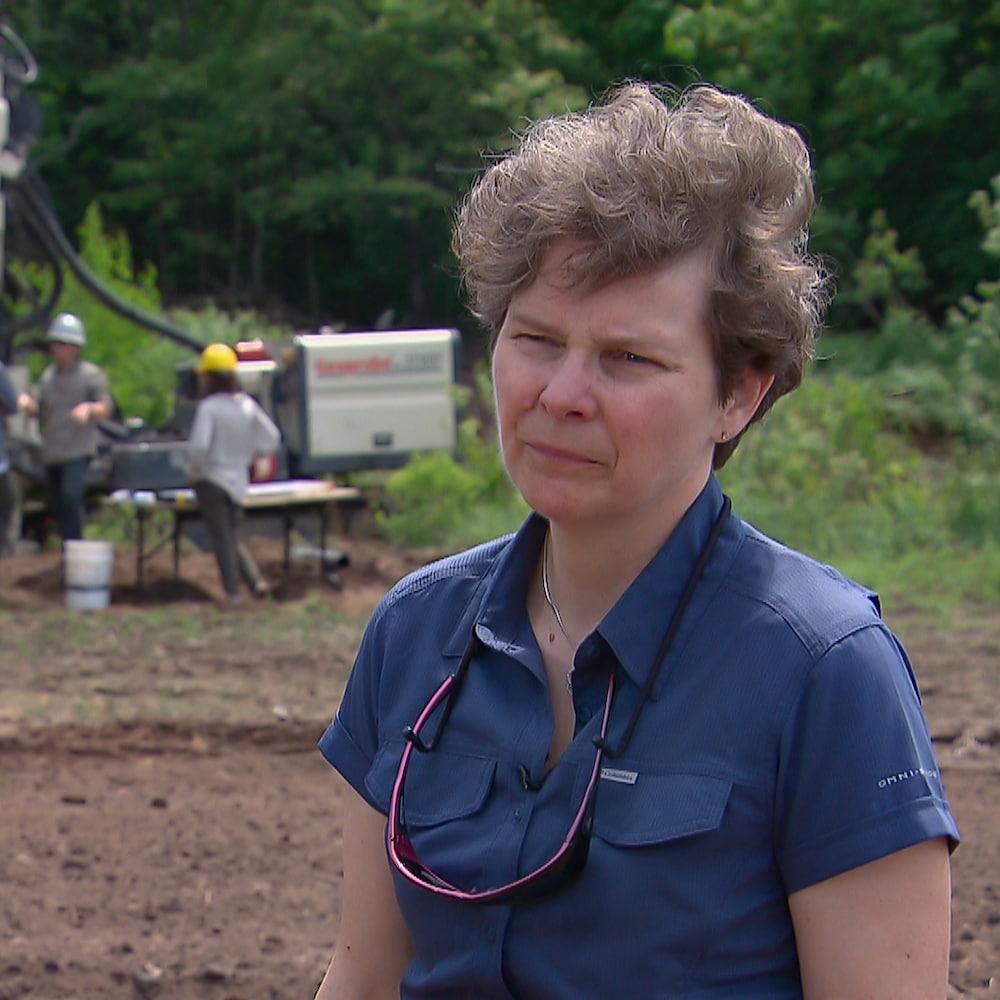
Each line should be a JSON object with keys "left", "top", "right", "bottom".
{"left": 196, "top": 342, "right": 238, "bottom": 374}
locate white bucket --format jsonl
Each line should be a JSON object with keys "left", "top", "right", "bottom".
{"left": 64, "top": 540, "right": 114, "bottom": 611}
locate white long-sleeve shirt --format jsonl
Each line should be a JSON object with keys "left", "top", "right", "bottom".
{"left": 187, "top": 392, "right": 281, "bottom": 503}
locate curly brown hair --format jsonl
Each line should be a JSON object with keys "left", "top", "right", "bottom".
{"left": 452, "top": 82, "right": 830, "bottom": 467}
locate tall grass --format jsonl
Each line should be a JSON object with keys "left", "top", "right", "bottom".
{"left": 719, "top": 373, "right": 1000, "bottom": 609}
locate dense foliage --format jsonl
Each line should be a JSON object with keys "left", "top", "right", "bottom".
{"left": 11, "top": 0, "right": 999, "bottom": 334}
{"left": 16, "top": 0, "right": 584, "bottom": 335}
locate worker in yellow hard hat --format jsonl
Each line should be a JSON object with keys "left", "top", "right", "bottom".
{"left": 188, "top": 343, "right": 281, "bottom": 604}
{"left": 195, "top": 342, "right": 238, "bottom": 374}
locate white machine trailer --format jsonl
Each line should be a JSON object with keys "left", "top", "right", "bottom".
{"left": 273, "top": 328, "right": 459, "bottom": 476}
{"left": 108, "top": 327, "right": 461, "bottom": 493}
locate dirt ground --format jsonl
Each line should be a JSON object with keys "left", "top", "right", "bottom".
{"left": 0, "top": 532, "right": 998, "bottom": 999}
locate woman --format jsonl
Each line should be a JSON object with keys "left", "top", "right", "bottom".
{"left": 315, "top": 83, "right": 958, "bottom": 998}
{"left": 187, "top": 342, "right": 280, "bottom": 604}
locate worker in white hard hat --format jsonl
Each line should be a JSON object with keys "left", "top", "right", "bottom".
{"left": 187, "top": 342, "right": 281, "bottom": 604}
{"left": 18, "top": 312, "right": 112, "bottom": 542}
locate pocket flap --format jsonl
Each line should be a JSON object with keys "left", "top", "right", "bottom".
{"left": 368, "top": 739, "right": 496, "bottom": 826}
{"left": 594, "top": 771, "right": 732, "bottom": 846}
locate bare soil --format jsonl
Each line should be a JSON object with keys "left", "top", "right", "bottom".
{"left": 0, "top": 535, "right": 998, "bottom": 999}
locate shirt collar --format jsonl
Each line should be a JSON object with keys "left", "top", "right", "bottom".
{"left": 600, "top": 475, "right": 739, "bottom": 697}
{"left": 445, "top": 475, "right": 740, "bottom": 699}
{"left": 441, "top": 515, "right": 548, "bottom": 659}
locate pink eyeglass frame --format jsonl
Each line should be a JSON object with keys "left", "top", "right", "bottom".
{"left": 388, "top": 670, "right": 615, "bottom": 904}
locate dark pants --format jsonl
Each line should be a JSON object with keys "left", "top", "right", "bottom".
{"left": 44, "top": 456, "right": 90, "bottom": 543}
{"left": 193, "top": 479, "right": 265, "bottom": 597}
{"left": 0, "top": 470, "right": 15, "bottom": 555}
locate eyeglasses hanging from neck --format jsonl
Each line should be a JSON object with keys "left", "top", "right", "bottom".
{"left": 388, "top": 497, "right": 732, "bottom": 905}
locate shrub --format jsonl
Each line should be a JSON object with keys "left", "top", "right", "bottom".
{"left": 375, "top": 361, "right": 528, "bottom": 548}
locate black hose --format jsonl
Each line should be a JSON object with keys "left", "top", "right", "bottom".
{"left": 15, "top": 174, "right": 204, "bottom": 354}
{"left": 0, "top": 188, "right": 64, "bottom": 356}
{"left": 0, "top": 20, "right": 39, "bottom": 85}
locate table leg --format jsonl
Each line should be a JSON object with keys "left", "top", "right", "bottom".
{"left": 283, "top": 513, "right": 292, "bottom": 574}
{"left": 173, "top": 514, "right": 181, "bottom": 579}
{"left": 136, "top": 508, "right": 145, "bottom": 589}
{"left": 319, "top": 503, "right": 329, "bottom": 578}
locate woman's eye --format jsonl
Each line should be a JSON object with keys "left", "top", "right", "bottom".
{"left": 513, "top": 332, "right": 559, "bottom": 349}
{"left": 614, "top": 350, "right": 652, "bottom": 365}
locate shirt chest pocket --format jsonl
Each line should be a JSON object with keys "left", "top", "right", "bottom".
{"left": 369, "top": 741, "right": 499, "bottom": 890}
{"left": 367, "top": 739, "right": 497, "bottom": 825}
{"left": 593, "top": 771, "right": 732, "bottom": 846}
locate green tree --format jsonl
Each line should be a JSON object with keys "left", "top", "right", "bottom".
{"left": 663, "top": 0, "right": 1000, "bottom": 322}
{"left": 24, "top": 0, "right": 585, "bottom": 334}
{"left": 539, "top": 0, "right": 684, "bottom": 87}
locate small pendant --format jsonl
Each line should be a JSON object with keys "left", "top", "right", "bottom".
{"left": 549, "top": 632, "right": 556, "bottom": 644}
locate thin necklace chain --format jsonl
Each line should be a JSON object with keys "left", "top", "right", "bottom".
{"left": 542, "top": 532, "right": 575, "bottom": 696}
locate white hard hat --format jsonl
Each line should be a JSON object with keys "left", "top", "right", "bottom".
{"left": 46, "top": 312, "right": 87, "bottom": 347}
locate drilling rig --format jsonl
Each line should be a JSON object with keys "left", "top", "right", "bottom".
{"left": 0, "top": 10, "right": 458, "bottom": 545}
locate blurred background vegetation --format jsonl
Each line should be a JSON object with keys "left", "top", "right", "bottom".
{"left": 5, "top": 0, "right": 1000, "bottom": 609}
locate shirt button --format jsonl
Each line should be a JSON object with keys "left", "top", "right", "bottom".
{"left": 514, "top": 806, "right": 523, "bottom": 821}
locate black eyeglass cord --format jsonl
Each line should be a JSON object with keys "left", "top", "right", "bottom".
{"left": 404, "top": 496, "right": 731, "bottom": 762}
{"left": 518, "top": 764, "right": 545, "bottom": 791}
{"left": 594, "top": 496, "right": 732, "bottom": 760}
{"left": 402, "top": 631, "right": 482, "bottom": 753}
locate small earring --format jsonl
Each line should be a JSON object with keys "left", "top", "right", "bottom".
{"left": 719, "top": 430, "right": 728, "bottom": 442}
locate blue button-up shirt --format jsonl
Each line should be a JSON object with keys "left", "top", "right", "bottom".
{"left": 320, "top": 476, "right": 958, "bottom": 998}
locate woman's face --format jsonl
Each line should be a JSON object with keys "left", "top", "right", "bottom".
{"left": 492, "top": 242, "right": 769, "bottom": 537}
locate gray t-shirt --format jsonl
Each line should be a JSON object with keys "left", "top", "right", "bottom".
{"left": 33, "top": 360, "right": 112, "bottom": 463}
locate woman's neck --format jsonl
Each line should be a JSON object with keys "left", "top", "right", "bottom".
{"left": 541, "top": 518, "right": 673, "bottom": 639}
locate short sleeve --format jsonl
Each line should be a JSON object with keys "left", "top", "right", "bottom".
{"left": 247, "top": 396, "right": 281, "bottom": 453}
{"left": 775, "top": 623, "right": 959, "bottom": 893}
{"left": 90, "top": 365, "right": 112, "bottom": 406}
{"left": 318, "top": 607, "right": 390, "bottom": 812}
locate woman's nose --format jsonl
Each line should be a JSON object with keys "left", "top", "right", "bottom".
{"left": 538, "top": 352, "right": 598, "bottom": 419}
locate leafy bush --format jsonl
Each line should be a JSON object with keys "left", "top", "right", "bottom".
{"left": 375, "top": 359, "right": 528, "bottom": 548}
{"left": 375, "top": 413, "right": 528, "bottom": 549}
{"left": 721, "top": 365, "right": 1000, "bottom": 607}
{"left": 836, "top": 210, "right": 930, "bottom": 327}
{"left": 824, "top": 176, "right": 1000, "bottom": 450}
{"left": 375, "top": 447, "right": 482, "bottom": 548}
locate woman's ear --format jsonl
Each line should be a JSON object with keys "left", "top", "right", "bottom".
{"left": 719, "top": 368, "right": 775, "bottom": 441}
